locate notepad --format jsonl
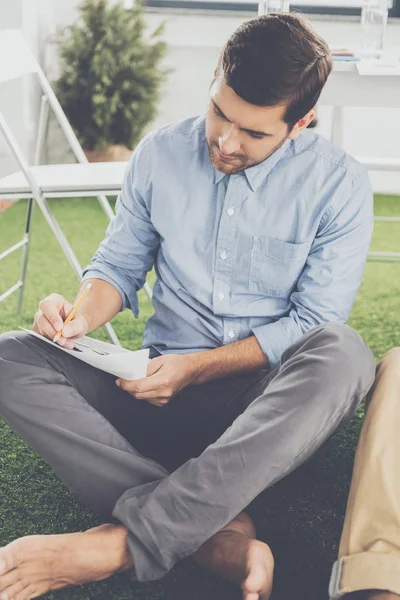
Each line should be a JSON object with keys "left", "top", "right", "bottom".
{"left": 19, "top": 327, "right": 149, "bottom": 380}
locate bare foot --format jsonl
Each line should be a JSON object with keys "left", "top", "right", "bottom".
{"left": 0, "top": 523, "right": 134, "bottom": 600}
{"left": 193, "top": 512, "right": 274, "bottom": 600}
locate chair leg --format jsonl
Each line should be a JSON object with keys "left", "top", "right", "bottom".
{"left": 26, "top": 194, "right": 120, "bottom": 345}
{"left": 16, "top": 197, "right": 35, "bottom": 315}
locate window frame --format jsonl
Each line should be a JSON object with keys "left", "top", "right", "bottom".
{"left": 144, "top": 0, "right": 400, "bottom": 17}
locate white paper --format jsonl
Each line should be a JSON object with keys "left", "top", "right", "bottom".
{"left": 19, "top": 328, "right": 149, "bottom": 380}
{"left": 357, "top": 57, "right": 400, "bottom": 76}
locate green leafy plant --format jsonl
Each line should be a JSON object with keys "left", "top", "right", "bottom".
{"left": 54, "top": 0, "right": 167, "bottom": 151}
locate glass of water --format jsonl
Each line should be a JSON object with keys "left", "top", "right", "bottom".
{"left": 361, "top": 0, "right": 390, "bottom": 58}
{"left": 258, "top": 0, "right": 290, "bottom": 15}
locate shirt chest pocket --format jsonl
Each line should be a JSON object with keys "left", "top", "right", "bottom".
{"left": 249, "top": 236, "right": 310, "bottom": 298}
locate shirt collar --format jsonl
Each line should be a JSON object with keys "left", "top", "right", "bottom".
{"left": 213, "top": 137, "right": 291, "bottom": 191}
{"left": 244, "top": 138, "right": 291, "bottom": 192}
{"left": 214, "top": 168, "right": 226, "bottom": 184}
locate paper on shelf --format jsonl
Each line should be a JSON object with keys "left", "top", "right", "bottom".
{"left": 357, "top": 57, "right": 400, "bottom": 76}
{"left": 19, "top": 327, "right": 149, "bottom": 380}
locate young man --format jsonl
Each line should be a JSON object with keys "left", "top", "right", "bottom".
{"left": 329, "top": 348, "right": 400, "bottom": 600}
{"left": 0, "top": 13, "right": 375, "bottom": 600}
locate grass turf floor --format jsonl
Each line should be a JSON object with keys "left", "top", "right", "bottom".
{"left": 1, "top": 194, "right": 400, "bottom": 600}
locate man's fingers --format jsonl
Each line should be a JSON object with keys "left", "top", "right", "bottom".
{"left": 146, "top": 400, "right": 169, "bottom": 407}
{"left": 62, "top": 319, "right": 85, "bottom": 339}
{"left": 33, "top": 312, "right": 70, "bottom": 347}
{"left": 34, "top": 312, "right": 57, "bottom": 339}
{"left": 134, "top": 395, "right": 169, "bottom": 407}
{"left": 116, "top": 377, "right": 172, "bottom": 403}
{"left": 129, "top": 390, "right": 170, "bottom": 402}
{"left": 117, "top": 373, "right": 165, "bottom": 394}
{"left": 61, "top": 300, "right": 74, "bottom": 320}
{"left": 38, "top": 295, "right": 65, "bottom": 331}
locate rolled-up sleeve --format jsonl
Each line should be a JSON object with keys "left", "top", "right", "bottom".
{"left": 252, "top": 169, "right": 374, "bottom": 368}
{"left": 82, "top": 136, "right": 159, "bottom": 317}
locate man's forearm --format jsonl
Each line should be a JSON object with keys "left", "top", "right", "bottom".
{"left": 75, "top": 278, "right": 122, "bottom": 333}
{"left": 188, "top": 335, "right": 269, "bottom": 385}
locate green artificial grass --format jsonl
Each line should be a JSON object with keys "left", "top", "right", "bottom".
{"left": 1, "top": 194, "right": 400, "bottom": 600}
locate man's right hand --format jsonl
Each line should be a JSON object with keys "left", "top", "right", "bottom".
{"left": 33, "top": 293, "right": 88, "bottom": 349}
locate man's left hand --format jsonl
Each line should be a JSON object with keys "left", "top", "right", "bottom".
{"left": 115, "top": 353, "right": 198, "bottom": 407}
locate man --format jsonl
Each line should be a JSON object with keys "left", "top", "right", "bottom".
{"left": 0, "top": 13, "right": 375, "bottom": 600}
{"left": 329, "top": 347, "right": 400, "bottom": 600}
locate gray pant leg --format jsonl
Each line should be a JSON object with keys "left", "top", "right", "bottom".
{"left": 0, "top": 331, "right": 169, "bottom": 521}
{"left": 112, "top": 323, "right": 376, "bottom": 581}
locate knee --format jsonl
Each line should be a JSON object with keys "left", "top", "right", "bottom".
{"left": 377, "top": 347, "right": 400, "bottom": 378}
{"left": 0, "top": 330, "right": 20, "bottom": 357}
{"left": 0, "top": 330, "right": 28, "bottom": 362}
{"left": 311, "top": 323, "right": 376, "bottom": 395}
{"left": 0, "top": 330, "right": 32, "bottom": 397}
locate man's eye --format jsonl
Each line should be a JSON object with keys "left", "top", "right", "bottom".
{"left": 213, "top": 106, "right": 226, "bottom": 120}
{"left": 248, "top": 132, "right": 264, "bottom": 140}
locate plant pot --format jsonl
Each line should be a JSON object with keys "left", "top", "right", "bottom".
{"left": 84, "top": 144, "right": 133, "bottom": 162}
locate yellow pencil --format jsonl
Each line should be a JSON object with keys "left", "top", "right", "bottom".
{"left": 53, "top": 283, "right": 92, "bottom": 343}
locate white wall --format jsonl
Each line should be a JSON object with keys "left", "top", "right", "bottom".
{"left": 1, "top": 1, "right": 400, "bottom": 194}
{"left": 0, "top": 0, "right": 55, "bottom": 175}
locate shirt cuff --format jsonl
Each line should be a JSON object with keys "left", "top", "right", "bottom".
{"left": 252, "top": 319, "right": 291, "bottom": 369}
{"left": 81, "top": 266, "right": 139, "bottom": 317}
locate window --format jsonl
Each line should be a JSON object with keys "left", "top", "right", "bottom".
{"left": 144, "top": 0, "right": 400, "bottom": 17}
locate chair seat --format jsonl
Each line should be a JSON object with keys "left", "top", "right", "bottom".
{"left": 0, "top": 162, "right": 129, "bottom": 199}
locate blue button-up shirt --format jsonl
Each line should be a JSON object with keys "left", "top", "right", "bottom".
{"left": 82, "top": 116, "right": 373, "bottom": 369}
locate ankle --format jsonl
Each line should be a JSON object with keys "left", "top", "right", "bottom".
{"left": 85, "top": 523, "right": 134, "bottom": 573}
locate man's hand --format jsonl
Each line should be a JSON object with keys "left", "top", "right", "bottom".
{"left": 33, "top": 293, "right": 88, "bottom": 349}
{"left": 115, "top": 354, "right": 197, "bottom": 407}
{"left": 115, "top": 336, "right": 268, "bottom": 407}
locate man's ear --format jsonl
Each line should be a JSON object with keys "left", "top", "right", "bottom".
{"left": 288, "top": 108, "right": 316, "bottom": 140}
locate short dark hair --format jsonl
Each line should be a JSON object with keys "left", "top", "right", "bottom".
{"left": 216, "top": 13, "right": 332, "bottom": 128}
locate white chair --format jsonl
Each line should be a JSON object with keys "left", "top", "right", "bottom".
{"left": 0, "top": 29, "right": 152, "bottom": 345}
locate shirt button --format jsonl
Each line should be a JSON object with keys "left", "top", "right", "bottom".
{"left": 218, "top": 292, "right": 225, "bottom": 301}
{"left": 228, "top": 329, "right": 235, "bottom": 338}
{"left": 227, "top": 207, "right": 235, "bottom": 216}
{"left": 220, "top": 250, "right": 228, "bottom": 260}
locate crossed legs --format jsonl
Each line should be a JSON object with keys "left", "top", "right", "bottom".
{"left": 0, "top": 324, "right": 375, "bottom": 599}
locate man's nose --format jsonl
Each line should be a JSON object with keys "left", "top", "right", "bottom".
{"left": 218, "top": 125, "right": 241, "bottom": 155}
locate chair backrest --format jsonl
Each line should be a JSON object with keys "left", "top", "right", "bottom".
{"left": 0, "top": 29, "right": 39, "bottom": 84}
{"left": 0, "top": 28, "right": 89, "bottom": 168}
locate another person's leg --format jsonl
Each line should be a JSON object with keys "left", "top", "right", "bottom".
{"left": 329, "top": 349, "right": 400, "bottom": 600}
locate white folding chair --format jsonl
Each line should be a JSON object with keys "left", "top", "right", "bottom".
{"left": 0, "top": 29, "right": 152, "bottom": 344}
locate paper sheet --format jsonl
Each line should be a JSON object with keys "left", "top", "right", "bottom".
{"left": 19, "top": 328, "right": 149, "bottom": 380}
{"left": 357, "top": 57, "right": 400, "bottom": 76}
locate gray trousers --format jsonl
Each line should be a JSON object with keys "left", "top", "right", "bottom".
{"left": 0, "top": 324, "right": 375, "bottom": 582}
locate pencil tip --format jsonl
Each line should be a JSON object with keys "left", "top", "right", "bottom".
{"left": 87, "top": 283, "right": 93, "bottom": 289}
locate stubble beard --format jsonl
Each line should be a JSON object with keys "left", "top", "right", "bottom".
{"left": 207, "top": 135, "right": 290, "bottom": 175}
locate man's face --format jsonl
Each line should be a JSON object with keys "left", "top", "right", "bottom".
{"left": 206, "top": 76, "right": 312, "bottom": 175}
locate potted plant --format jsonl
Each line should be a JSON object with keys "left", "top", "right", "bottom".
{"left": 54, "top": 0, "right": 167, "bottom": 161}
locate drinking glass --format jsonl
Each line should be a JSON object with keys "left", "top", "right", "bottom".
{"left": 258, "top": 0, "right": 290, "bottom": 15}
{"left": 361, "top": 0, "right": 390, "bottom": 58}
